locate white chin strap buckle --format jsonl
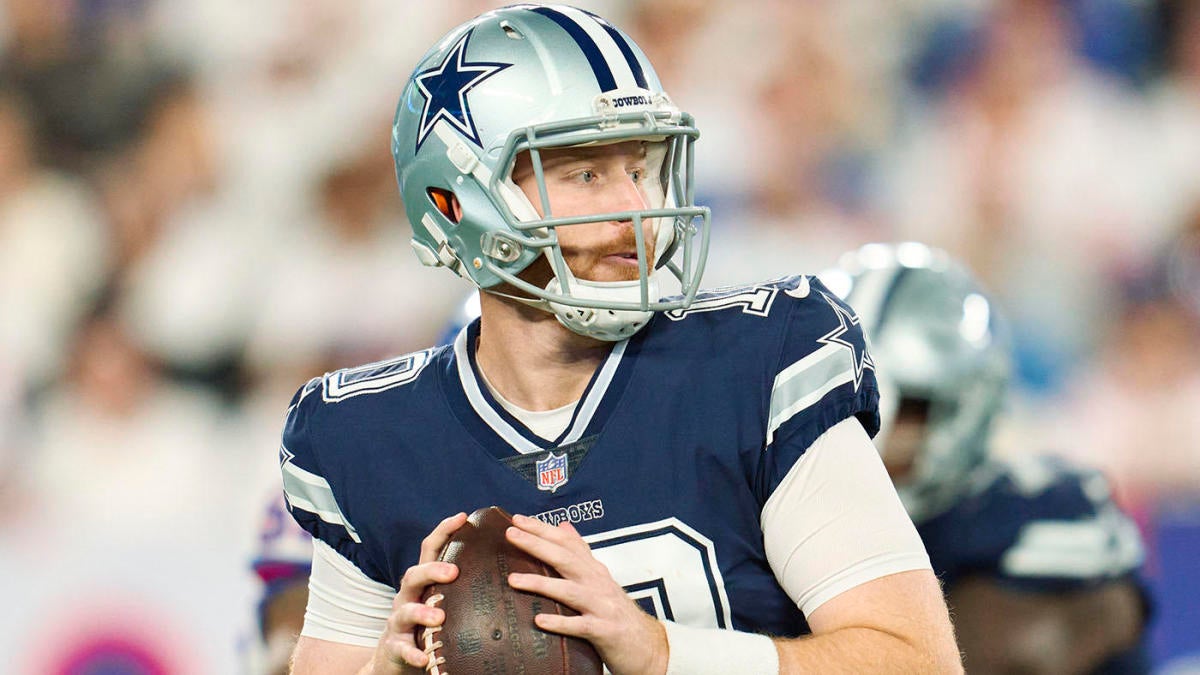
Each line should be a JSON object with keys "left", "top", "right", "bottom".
{"left": 545, "top": 277, "right": 658, "bottom": 342}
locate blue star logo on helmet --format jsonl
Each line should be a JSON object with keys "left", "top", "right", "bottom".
{"left": 413, "top": 29, "right": 511, "bottom": 153}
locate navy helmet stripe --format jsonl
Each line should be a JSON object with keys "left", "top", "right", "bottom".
{"left": 583, "top": 11, "right": 649, "bottom": 89}
{"left": 528, "top": 6, "right": 618, "bottom": 92}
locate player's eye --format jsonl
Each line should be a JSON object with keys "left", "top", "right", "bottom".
{"left": 573, "top": 169, "right": 596, "bottom": 184}
{"left": 628, "top": 168, "right": 644, "bottom": 183}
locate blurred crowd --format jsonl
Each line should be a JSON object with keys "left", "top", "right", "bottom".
{"left": 0, "top": 0, "right": 1198, "bottom": 672}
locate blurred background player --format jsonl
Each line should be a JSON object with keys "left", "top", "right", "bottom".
{"left": 249, "top": 491, "right": 313, "bottom": 675}
{"left": 824, "top": 242, "right": 1150, "bottom": 675}
{"left": 247, "top": 292, "right": 477, "bottom": 674}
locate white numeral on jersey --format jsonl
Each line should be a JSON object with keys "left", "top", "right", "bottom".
{"left": 665, "top": 285, "right": 779, "bottom": 321}
{"left": 585, "top": 518, "right": 733, "bottom": 629}
{"left": 322, "top": 349, "right": 434, "bottom": 402}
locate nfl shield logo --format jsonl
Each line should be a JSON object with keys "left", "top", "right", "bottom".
{"left": 536, "top": 451, "right": 569, "bottom": 492}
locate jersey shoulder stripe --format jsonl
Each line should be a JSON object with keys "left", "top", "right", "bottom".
{"left": 281, "top": 448, "right": 362, "bottom": 543}
{"left": 993, "top": 457, "right": 1145, "bottom": 581}
{"left": 922, "top": 456, "right": 1146, "bottom": 589}
{"left": 767, "top": 277, "right": 879, "bottom": 449}
{"left": 277, "top": 345, "right": 452, "bottom": 584}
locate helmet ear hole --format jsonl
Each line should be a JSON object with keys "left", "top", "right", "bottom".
{"left": 500, "top": 21, "right": 524, "bottom": 40}
{"left": 428, "top": 188, "right": 459, "bottom": 223}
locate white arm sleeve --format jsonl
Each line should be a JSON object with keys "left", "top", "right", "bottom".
{"left": 661, "top": 418, "right": 931, "bottom": 675}
{"left": 761, "top": 417, "right": 931, "bottom": 617}
{"left": 301, "top": 538, "right": 395, "bottom": 647}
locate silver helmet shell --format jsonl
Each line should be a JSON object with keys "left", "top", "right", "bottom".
{"left": 822, "top": 243, "right": 1012, "bottom": 523}
{"left": 391, "top": 5, "right": 710, "bottom": 340}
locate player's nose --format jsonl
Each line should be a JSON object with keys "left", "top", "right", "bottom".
{"left": 606, "top": 173, "right": 649, "bottom": 225}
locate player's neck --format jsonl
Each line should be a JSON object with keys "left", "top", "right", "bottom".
{"left": 474, "top": 292, "right": 612, "bottom": 411}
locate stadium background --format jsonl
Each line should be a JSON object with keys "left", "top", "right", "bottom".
{"left": 0, "top": 0, "right": 1197, "bottom": 672}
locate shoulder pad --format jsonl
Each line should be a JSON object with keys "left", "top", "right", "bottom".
{"left": 992, "top": 457, "right": 1145, "bottom": 584}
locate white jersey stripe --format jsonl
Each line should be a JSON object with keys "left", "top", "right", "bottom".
{"left": 454, "top": 328, "right": 543, "bottom": 455}
{"left": 767, "top": 343, "right": 855, "bottom": 446}
{"left": 1001, "top": 510, "right": 1145, "bottom": 579}
{"left": 454, "top": 325, "right": 626, "bottom": 450}
{"left": 282, "top": 458, "right": 362, "bottom": 543}
{"left": 563, "top": 338, "right": 627, "bottom": 444}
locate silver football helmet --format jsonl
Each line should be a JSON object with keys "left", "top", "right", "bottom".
{"left": 391, "top": 5, "right": 710, "bottom": 341}
{"left": 821, "top": 243, "right": 1012, "bottom": 523}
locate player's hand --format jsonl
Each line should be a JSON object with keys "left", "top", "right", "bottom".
{"left": 369, "top": 512, "right": 467, "bottom": 674}
{"left": 505, "top": 514, "right": 669, "bottom": 675}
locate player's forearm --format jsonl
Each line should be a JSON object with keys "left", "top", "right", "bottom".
{"left": 775, "top": 625, "right": 963, "bottom": 674}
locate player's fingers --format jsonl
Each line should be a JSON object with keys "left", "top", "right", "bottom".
{"left": 419, "top": 512, "right": 468, "bottom": 562}
{"left": 512, "top": 514, "right": 593, "bottom": 555}
{"left": 512, "top": 513, "right": 574, "bottom": 542}
{"left": 391, "top": 598, "right": 446, "bottom": 629}
{"left": 505, "top": 525, "right": 578, "bottom": 574}
{"left": 507, "top": 572, "right": 584, "bottom": 610}
{"left": 380, "top": 630, "right": 429, "bottom": 669}
{"left": 397, "top": 561, "right": 458, "bottom": 602}
{"left": 532, "top": 611, "right": 597, "bottom": 640}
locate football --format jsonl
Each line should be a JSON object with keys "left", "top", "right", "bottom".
{"left": 419, "top": 506, "right": 603, "bottom": 675}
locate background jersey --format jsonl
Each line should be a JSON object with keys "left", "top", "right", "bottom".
{"left": 918, "top": 454, "right": 1151, "bottom": 672}
{"left": 251, "top": 491, "right": 313, "bottom": 637}
{"left": 280, "top": 275, "right": 879, "bottom": 638}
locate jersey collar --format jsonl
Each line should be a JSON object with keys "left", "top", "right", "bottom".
{"left": 447, "top": 318, "right": 630, "bottom": 455}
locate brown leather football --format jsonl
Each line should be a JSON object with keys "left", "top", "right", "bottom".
{"left": 419, "top": 506, "right": 603, "bottom": 675}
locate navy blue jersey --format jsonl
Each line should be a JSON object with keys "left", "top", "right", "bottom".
{"left": 919, "top": 455, "right": 1144, "bottom": 592}
{"left": 280, "top": 276, "right": 879, "bottom": 637}
{"left": 920, "top": 455, "right": 1150, "bottom": 673}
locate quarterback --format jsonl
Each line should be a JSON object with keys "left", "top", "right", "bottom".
{"left": 281, "top": 6, "right": 960, "bottom": 674}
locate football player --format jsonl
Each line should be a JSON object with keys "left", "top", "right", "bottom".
{"left": 250, "top": 491, "right": 313, "bottom": 675}
{"left": 281, "top": 6, "right": 960, "bottom": 674}
{"left": 826, "top": 243, "right": 1149, "bottom": 674}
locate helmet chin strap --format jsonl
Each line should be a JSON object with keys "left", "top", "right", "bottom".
{"left": 538, "top": 239, "right": 660, "bottom": 341}
{"left": 544, "top": 274, "right": 657, "bottom": 342}
{"left": 481, "top": 259, "right": 658, "bottom": 342}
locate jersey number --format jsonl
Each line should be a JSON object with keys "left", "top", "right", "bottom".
{"left": 584, "top": 518, "right": 733, "bottom": 628}
{"left": 664, "top": 285, "right": 779, "bottom": 321}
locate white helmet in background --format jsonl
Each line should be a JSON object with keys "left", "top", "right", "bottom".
{"left": 822, "top": 243, "right": 1012, "bottom": 522}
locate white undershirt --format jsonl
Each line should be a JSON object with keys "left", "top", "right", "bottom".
{"left": 300, "top": 417, "right": 931, "bottom": 648}
{"left": 477, "top": 367, "right": 575, "bottom": 443}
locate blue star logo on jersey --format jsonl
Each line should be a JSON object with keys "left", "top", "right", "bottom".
{"left": 817, "top": 291, "right": 875, "bottom": 391}
{"left": 413, "top": 29, "right": 511, "bottom": 153}
{"left": 279, "top": 445, "right": 295, "bottom": 469}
